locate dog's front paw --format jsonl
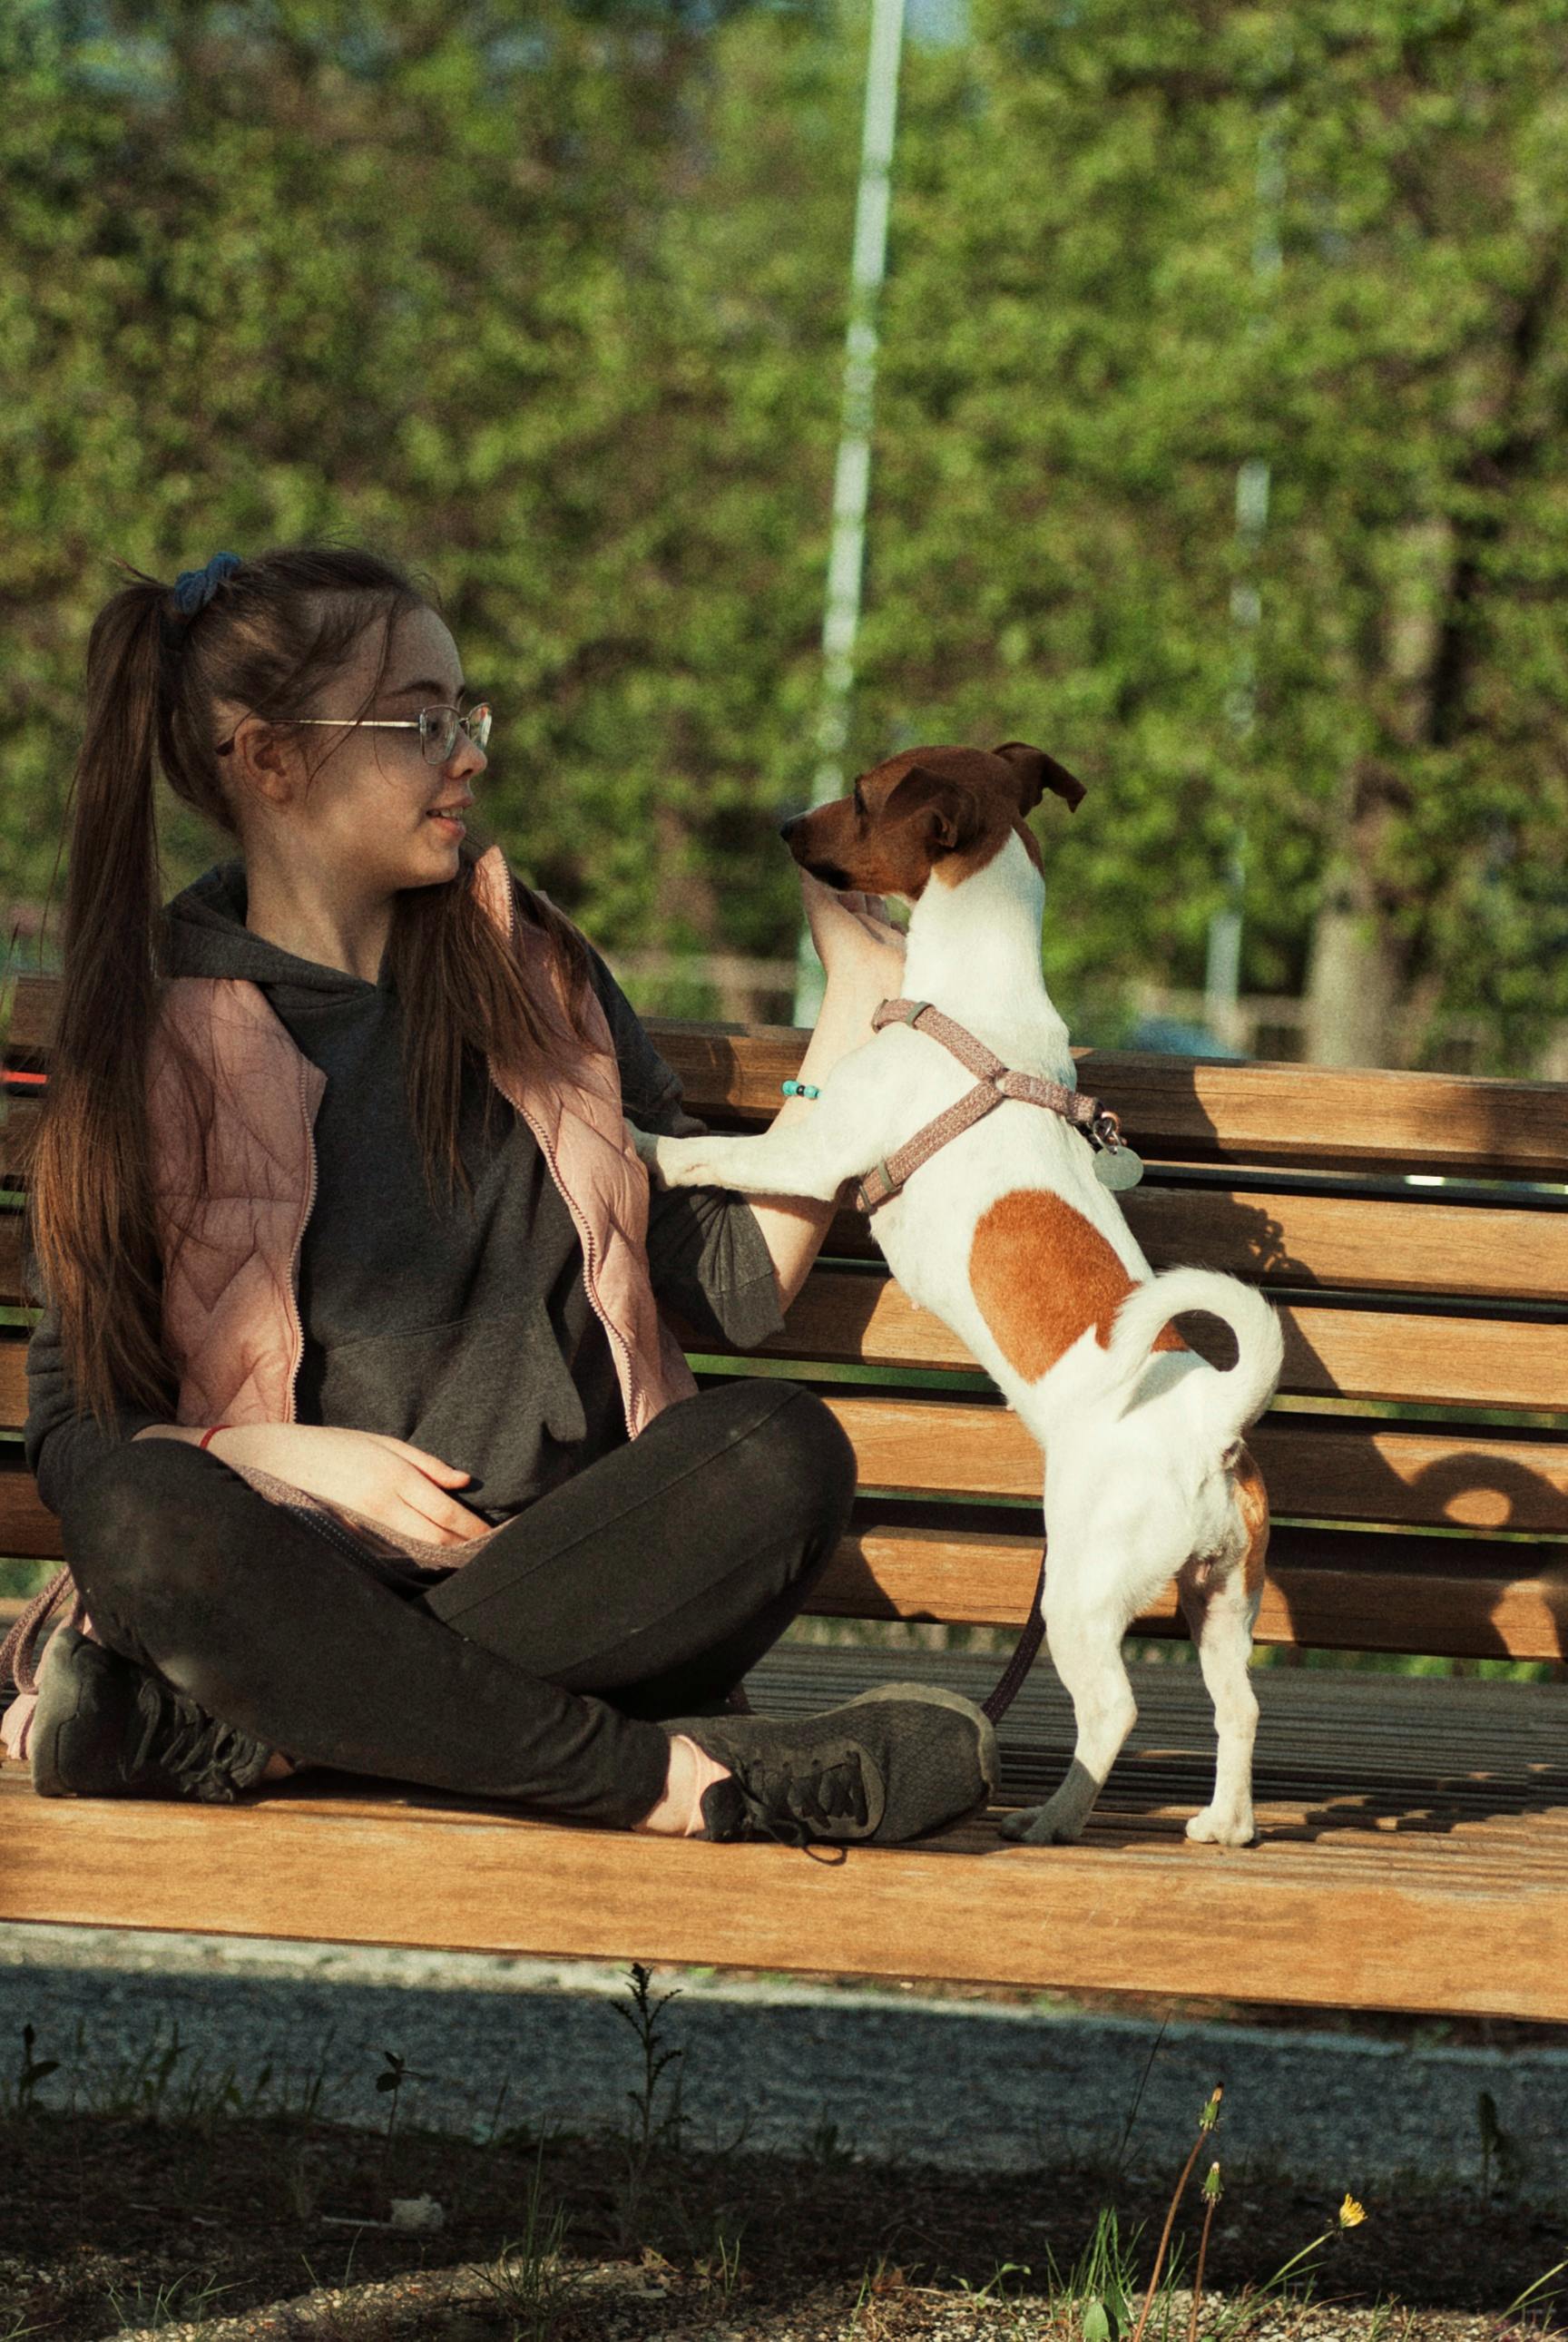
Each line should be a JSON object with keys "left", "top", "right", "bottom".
{"left": 1185, "top": 1803, "right": 1259, "bottom": 1848}
{"left": 998, "top": 1800, "right": 1084, "bottom": 1847}
{"left": 636, "top": 1132, "right": 720, "bottom": 1191}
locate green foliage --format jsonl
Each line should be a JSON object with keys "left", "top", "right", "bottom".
{"left": 0, "top": 0, "right": 852, "bottom": 955}
{"left": 3, "top": 0, "right": 1567, "bottom": 1064}
{"left": 867, "top": 1, "right": 1568, "bottom": 1058}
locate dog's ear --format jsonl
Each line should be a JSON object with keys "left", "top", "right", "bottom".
{"left": 992, "top": 741, "right": 1086, "bottom": 816}
{"left": 884, "top": 763, "right": 985, "bottom": 855}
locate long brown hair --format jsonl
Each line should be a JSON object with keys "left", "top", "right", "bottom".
{"left": 29, "top": 544, "right": 599, "bottom": 1433}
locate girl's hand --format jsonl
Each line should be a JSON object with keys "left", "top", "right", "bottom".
{"left": 200, "top": 1423, "right": 492, "bottom": 1547}
{"left": 799, "top": 868, "right": 906, "bottom": 996}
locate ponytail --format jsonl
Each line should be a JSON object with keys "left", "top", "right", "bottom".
{"left": 29, "top": 572, "right": 190, "bottom": 1429}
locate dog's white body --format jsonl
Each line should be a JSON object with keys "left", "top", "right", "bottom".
{"left": 636, "top": 827, "right": 1283, "bottom": 1847}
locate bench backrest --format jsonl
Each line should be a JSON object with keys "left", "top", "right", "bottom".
{"left": 5, "top": 977, "right": 1566, "bottom": 1667}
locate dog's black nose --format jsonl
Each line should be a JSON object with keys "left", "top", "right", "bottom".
{"left": 779, "top": 812, "right": 804, "bottom": 843}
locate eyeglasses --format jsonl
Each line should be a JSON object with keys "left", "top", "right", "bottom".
{"left": 215, "top": 704, "right": 493, "bottom": 765}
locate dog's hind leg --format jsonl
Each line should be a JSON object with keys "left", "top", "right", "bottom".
{"left": 1177, "top": 1557, "right": 1260, "bottom": 1847}
{"left": 999, "top": 1558, "right": 1137, "bottom": 1846}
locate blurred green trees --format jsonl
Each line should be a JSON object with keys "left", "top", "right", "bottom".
{"left": 874, "top": 1, "right": 1568, "bottom": 1068}
{"left": 3, "top": 0, "right": 1566, "bottom": 1070}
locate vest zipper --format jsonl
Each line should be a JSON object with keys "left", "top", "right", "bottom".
{"left": 485, "top": 857, "right": 655, "bottom": 1434}
{"left": 284, "top": 1054, "right": 321, "bottom": 1426}
{"left": 491, "top": 1063, "right": 647, "bottom": 1437}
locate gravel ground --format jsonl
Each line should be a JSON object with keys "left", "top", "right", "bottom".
{"left": 3, "top": 1923, "right": 1564, "bottom": 2208}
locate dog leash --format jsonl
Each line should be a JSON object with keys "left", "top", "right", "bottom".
{"left": 852, "top": 998, "right": 1142, "bottom": 1723}
{"left": 853, "top": 997, "right": 1144, "bottom": 1210}
{"left": 981, "top": 1544, "right": 1046, "bottom": 1722}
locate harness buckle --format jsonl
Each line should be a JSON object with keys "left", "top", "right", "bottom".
{"left": 856, "top": 1159, "right": 897, "bottom": 1214}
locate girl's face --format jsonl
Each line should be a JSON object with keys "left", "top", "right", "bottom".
{"left": 260, "top": 604, "right": 489, "bottom": 897}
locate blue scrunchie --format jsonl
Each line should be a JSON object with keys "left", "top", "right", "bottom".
{"left": 172, "top": 551, "right": 243, "bottom": 619}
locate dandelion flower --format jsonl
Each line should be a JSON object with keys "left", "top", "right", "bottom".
{"left": 1338, "top": 2195, "right": 1367, "bottom": 2229}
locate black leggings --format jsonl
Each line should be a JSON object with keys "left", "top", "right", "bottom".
{"left": 59, "top": 1378, "right": 857, "bottom": 1829}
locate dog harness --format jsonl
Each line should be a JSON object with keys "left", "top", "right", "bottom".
{"left": 853, "top": 997, "right": 1142, "bottom": 1215}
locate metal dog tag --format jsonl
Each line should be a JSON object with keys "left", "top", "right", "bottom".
{"left": 1094, "top": 1143, "right": 1144, "bottom": 1193}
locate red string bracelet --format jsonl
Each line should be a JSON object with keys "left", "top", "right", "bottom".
{"left": 198, "top": 1425, "right": 233, "bottom": 1452}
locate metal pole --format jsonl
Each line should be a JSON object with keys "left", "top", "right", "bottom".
{"left": 793, "top": 0, "right": 907, "bottom": 1027}
{"left": 1204, "top": 109, "right": 1284, "bottom": 1054}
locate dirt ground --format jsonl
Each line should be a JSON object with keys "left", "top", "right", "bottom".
{"left": 3, "top": 2106, "right": 1563, "bottom": 2342}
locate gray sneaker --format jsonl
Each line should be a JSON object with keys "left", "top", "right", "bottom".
{"left": 668, "top": 1682, "right": 998, "bottom": 1847}
{"left": 30, "top": 1627, "right": 271, "bottom": 1804}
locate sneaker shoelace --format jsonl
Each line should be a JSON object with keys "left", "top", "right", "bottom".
{"left": 730, "top": 1749, "right": 870, "bottom": 1847}
{"left": 129, "top": 1676, "right": 262, "bottom": 1804}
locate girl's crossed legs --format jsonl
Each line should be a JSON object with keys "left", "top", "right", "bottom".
{"left": 58, "top": 1377, "right": 857, "bottom": 1828}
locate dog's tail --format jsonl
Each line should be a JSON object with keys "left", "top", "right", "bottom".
{"left": 1102, "top": 1269, "right": 1284, "bottom": 1447}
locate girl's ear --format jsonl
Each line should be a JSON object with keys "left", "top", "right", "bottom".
{"left": 884, "top": 762, "right": 985, "bottom": 853}
{"left": 227, "top": 715, "right": 299, "bottom": 807}
{"left": 991, "top": 740, "right": 1086, "bottom": 815}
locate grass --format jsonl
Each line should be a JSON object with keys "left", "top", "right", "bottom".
{"left": 466, "top": 2138, "right": 569, "bottom": 2342}
{"left": 101, "top": 2270, "right": 237, "bottom": 2332}
{"left": 3, "top": 1967, "right": 1564, "bottom": 2342}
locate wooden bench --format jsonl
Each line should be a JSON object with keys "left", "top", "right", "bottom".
{"left": 3, "top": 974, "right": 1566, "bottom": 2024}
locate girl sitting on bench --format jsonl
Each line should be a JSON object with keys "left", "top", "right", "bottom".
{"left": 5, "top": 544, "right": 995, "bottom": 1847}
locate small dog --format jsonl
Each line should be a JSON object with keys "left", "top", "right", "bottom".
{"left": 633, "top": 743, "right": 1284, "bottom": 1847}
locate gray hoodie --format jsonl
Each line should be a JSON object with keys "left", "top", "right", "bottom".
{"left": 24, "top": 861, "right": 785, "bottom": 1522}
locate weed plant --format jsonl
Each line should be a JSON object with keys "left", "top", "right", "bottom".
{"left": 610, "top": 1960, "right": 687, "bottom": 2249}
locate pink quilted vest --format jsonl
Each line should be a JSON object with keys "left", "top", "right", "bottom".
{"left": 0, "top": 845, "right": 700, "bottom": 1761}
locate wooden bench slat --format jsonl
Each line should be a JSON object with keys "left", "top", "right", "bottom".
{"left": 820, "top": 1512, "right": 1568, "bottom": 1661}
{"left": 16, "top": 1181, "right": 1560, "bottom": 1301}
{"left": 634, "top": 1017, "right": 1568, "bottom": 1179}
{"left": 7, "top": 1775, "right": 1552, "bottom": 2019}
{"left": 0, "top": 1454, "right": 58, "bottom": 1559}
{"left": 4, "top": 1651, "right": 1564, "bottom": 2019}
{"left": 5, "top": 1373, "right": 1567, "bottom": 1543}
{"left": 6, "top": 1273, "right": 1566, "bottom": 1420}
{"left": 6, "top": 1188, "right": 1567, "bottom": 1321}
{"left": 13, "top": 985, "right": 1568, "bottom": 1175}
{"left": 7, "top": 1517, "right": 1560, "bottom": 1660}
{"left": 808, "top": 1391, "right": 1568, "bottom": 1534}
{"left": 719, "top": 1269, "right": 1568, "bottom": 1415}
{"left": 0, "top": 1104, "right": 37, "bottom": 1185}
{"left": 5, "top": 1505, "right": 1560, "bottom": 1660}
{"left": 1124, "top": 1184, "right": 1568, "bottom": 1301}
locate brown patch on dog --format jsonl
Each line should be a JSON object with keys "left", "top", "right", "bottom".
{"left": 1231, "top": 1443, "right": 1271, "bottom": 1594}
{"left": 968, "top": 1189, "right": 1187, "bottom": 1382}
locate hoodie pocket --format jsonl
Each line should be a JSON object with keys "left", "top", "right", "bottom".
{"left": 313, "top": 1299, "right": 588, "bottom": 1451}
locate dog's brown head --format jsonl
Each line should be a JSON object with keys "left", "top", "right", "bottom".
{"left": 779, "top": 740, "right": 1084, "bottom": 900}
